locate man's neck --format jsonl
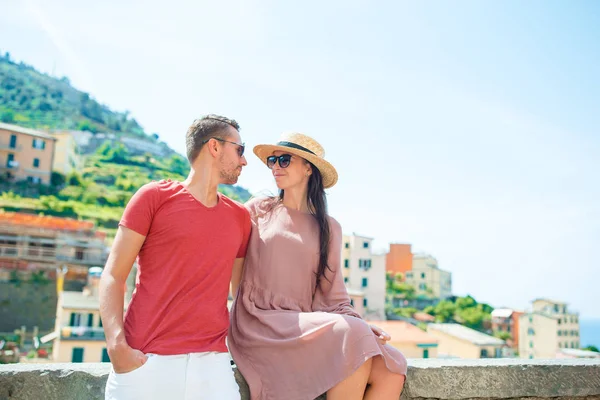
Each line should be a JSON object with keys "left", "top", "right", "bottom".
{"left": 183, "top": 164, "right": 220, "bottom": 208}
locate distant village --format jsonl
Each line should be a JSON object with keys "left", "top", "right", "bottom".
{"left": 0, "top": 122, "right": 597, "bottom": 364}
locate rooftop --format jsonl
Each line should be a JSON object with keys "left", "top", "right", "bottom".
{"left": 428, "top": 323, "right": 505, "bottom": 346}
{"left": 61, "top": 291, "right": 100, "bottom": 311}
{"left": 368, "top": 321, "right": 438, "bottom": 344}
{"left": 0, "top": 122, "right": 56, "bottom": 140}
{"left": 0, "top": 212, "right": 97, "bottom": 233}
{"left": 491, "top": 308, "right": 514, "bottom": 318}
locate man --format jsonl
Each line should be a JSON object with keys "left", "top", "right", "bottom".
{"left": 100, "top": 115, "right": 251, "bottom": 400}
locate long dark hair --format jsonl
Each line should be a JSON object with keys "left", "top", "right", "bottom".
{"left": 276, "top": 163, "right": 331, "bottom": 292}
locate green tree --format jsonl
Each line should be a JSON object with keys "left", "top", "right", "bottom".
{"left": 584, "top": 345, "right": 599, "bottom": 353}
{"left": 67, "top": 171, "right": 83, "bottom": 186}
{"left": 493, "top": 331, "right": 512, "bottom": 341}
{"left": 1, "top": 110, "right": 15, "bottom": 123}
{"left": 456, "top": 295, "right": 477, "bottom": 309}
{"left": 432, "top": 300, "right": 457, "bottom": 323}
{"left": 50, "top": 171, "right": 66, "bottom": 187}
{"left": 96, "top": 141, "right": 113, "bottom": 157}
{"left": 456, "top": 306, "right": 490, "bottom": 329}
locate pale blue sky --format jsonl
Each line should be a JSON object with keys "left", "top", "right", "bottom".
{"left": 2, "top": 0, "right": 599, "bottom": 318}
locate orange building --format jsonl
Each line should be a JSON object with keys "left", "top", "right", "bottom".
{"left": 0, "top": 122, "right": 57, "bottom": 185}
{"left": 386, "top": 243, "right": 413, "bottom": 276}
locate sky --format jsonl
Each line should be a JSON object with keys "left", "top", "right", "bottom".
{"left": 1, "top": 0, "right": 599, "bottom": 318}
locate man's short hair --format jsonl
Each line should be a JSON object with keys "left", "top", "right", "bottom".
{"left": 185, "top": 114, "right": 240, "bottom": 163}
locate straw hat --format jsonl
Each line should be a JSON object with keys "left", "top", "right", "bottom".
{"left": 253, "top": 132, "right": 338, "bottom": 188}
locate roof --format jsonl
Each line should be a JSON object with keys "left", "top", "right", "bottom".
{"left": 368, "top": 321, "right": 438, "bottom": 344}
{"left": 61, "top": 291, "right": 100, "bottom": 310}
{"left": 428, "top": 323, "right": 505, "bottom": 346}
{"left": 559, "top": 348, "right": 600, "bottom": 358}
{"left": 532, "top": 298, "right": 567, "bottom": 305}
{"left": 0, "top": 122, "right": 56, "bottom": 140}
{"left": 413, "top": 312, "right": 436, "bottom": 322}
{"left": 491, "top": 308, "right": 514, "bottom": 318}
{"left": 0, "top": 211, "right": 95, "bottom": 232}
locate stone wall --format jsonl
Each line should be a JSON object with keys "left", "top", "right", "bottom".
{"left": 1, "top": 359, "right": 599, "bottom": 400}
{"left": 0, "top": 280, "right": 84, "bottom": 333}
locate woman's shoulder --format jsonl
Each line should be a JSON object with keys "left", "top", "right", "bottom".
{"left": 327, "top": 215, "right": 342, "bottom": 234}
{"left": 244, "top": 196, "right": 276, "bottom": 218}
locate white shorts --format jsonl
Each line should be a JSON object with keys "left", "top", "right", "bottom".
{"left": 104, "top": 351, "right": 240, "bottom": 400}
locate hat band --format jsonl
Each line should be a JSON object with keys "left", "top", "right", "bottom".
{"left": 277, "top": 141, "right": 316, "bottom": 155}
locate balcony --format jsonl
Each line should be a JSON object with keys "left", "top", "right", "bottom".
{"left": 0, "top": 244, "right": 106, "bottom": 266}
{"left": 60, "top": 326, "right": 105, "bottom": 341}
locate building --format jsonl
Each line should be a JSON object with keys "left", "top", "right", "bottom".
{"left": 491, "top": 308, "right": 523, "bottom": 349}
{"left": 0, "top": 212, "right": 108, "bottom": 281}
{"left": 341, "top": 234, "right": 386, "bottom": 320}
{"left": 557, "top": 348, "right": 600, "bottom": 359}
{"left": 369, "top": 321, "right": 439, "bottom": 358}
{"left": 518, "top": 299, "right": 580, "bottom": 359}
{"left": 385, "top": 243, "right": 413, "bottom": 276}
{"left": 52, "top": 267, "right": 109, "bottom": 363}
{"left": 347, "top": 288, "right": 366, "bottom": 317}
{"left": 404, "top": 253, "right": 452, "bottom": 300}
{"left": 51, "top": 131, "right": 82, "bottom": 175}
{"left": 427, "top": 323, "right": 508, "bottom": 359}
{"left": 0, "top": 122, "right": 56, "bottom": 184}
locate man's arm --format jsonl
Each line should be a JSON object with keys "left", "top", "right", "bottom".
{"left": 99, "top": 226, "right": 147, "bottom": 373}
{"left": 230, "top": 257, "right": 245, "bottom": 300}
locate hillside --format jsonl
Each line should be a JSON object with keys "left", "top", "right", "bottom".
{"left": 0, "top": 51, "right": 251, "bottom": 235}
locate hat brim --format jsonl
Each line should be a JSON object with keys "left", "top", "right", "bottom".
{"left": 253, "top": 144, "right": 338, "bottom": 189}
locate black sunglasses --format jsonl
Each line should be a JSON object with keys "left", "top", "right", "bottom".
{"left": 266, "top": 154, "right": 292, "bottom": 169}
{"left": 203, "top": 137, "right": 245, "bottom": 157}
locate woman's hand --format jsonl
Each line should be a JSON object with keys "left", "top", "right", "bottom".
{"left": 370, "top": 324, "right": 391, "bottom": 345}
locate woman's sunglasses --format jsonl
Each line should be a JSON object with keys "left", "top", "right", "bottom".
{"left": 266, "top": 154, "right": 292, "bottom": 169}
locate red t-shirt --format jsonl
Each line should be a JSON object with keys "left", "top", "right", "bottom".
{"left": 119, "top": 179, "right": 251, "bottom": 355}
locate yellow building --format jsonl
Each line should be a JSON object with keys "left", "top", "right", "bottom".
{"left": 51, "top": 131, "right": 82, "bottom": 175}
{"left": 404, "top": 253, "right": 452, "bottom": 300}
{"left": 518, "top": 299, "right": 580, "bottom": 359}
{"left": 371, "top": 321, "right": 439, "bottom": 358}
{"left": 53, "top": 267, "right": 109, "bottom": 363}
{"left": 0, "top": 122, "right": 56, "bottom": 184}
{"left": 427, "top": 323, "right": 507, "bottom": 359}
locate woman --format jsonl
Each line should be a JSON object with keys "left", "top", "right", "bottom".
{"left": 229, "top": 133, "right": 407, "bottom": 400}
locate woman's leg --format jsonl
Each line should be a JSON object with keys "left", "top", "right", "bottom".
{"left": 327, "top": 357, "right": 373, "bottom": 400}
{"left": 364, "top": 355, "right": 405, "bottom": 400}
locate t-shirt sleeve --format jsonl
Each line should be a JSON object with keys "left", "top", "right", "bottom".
{"left": 236, "top": 207, "right": 252, "bottom": 258}
{"left": 119, "top": 182, "right": 160, "bottom": 236}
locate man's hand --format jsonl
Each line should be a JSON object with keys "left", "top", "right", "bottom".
{"left": 109, "top": 344, "right": 148, "bottom": 374}
{"left": 370, "top": 324, "right": 391, "bottom": 345}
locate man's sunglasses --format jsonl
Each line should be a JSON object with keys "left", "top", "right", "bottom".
{"left": 266, "top": 154, "right": 292, "bottom": 169}
{"left": 203, "top": 137, "right": 245, "bottom": 157}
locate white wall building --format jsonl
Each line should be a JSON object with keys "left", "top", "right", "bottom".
{"left": 341, "top": 234, "right": 386, "bottom": 320}
{"left": 404, "top": 253, "right": 452, "bottom": 299}
{"left": 519, "top": 299, "right": 580, "bottom": 359}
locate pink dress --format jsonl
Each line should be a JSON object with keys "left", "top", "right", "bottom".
{"left": 228, "top": 198, "right": 407, "bottom": 400}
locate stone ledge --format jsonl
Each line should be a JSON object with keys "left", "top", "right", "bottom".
{"left": 0, "top": 359, "right": 599, "bottom": 400}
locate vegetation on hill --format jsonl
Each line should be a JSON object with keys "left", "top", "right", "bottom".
{"left": 0, "top": 51, "right": 251, "bottom": 237}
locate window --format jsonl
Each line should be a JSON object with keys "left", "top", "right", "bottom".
{"left": 529, "top": 341, "right": 533, "bottom": 348}
{"left": 69, "top": 313, "right": 82, "bottom": 327}
{"left": 406, "top": 272, "right": 413, "bottom": 279}
{"left": 507, "top": 325, "right": 511, "bottom": 333}
{"left": 99, "top": 317, "right": 103, "bottom": 328}
{"left": 418, "top": 283, "right": 427, "bottom": 290}
{"left": 9, "top": 134, "right": 17, "bottom": 148}
{"left": 32, "top": 138, "right": 46, "bottom": 150}
{"left": 102, "top": 348, "right": 110, "bottom": 362}
{"left": 72, "top": 347, "right": 84, "bottom": 363}
{"left": 423, "top": 349, "right": 429, "bottom": 359}
{"left": 421, "top": 272, "right": 426, "bottom": 279}
{"left": 529, "top": 316, "right": 533, "bottom": 323}
{"left": 6, "top": 153, "right": 14, "bottom": 168}
{"left": 363, "top": 298, "right": 368, "bottom": 307}
{"left": 344, "top": 242, "right": 349, "bottom": 249}
{"left": 350, "top": 299, "right": 354, "bottom": 306}
{"left": 363, "top": 242, "right": 369, "bottom": 248}
{"left": 527, "top": 328, "right": 535, "bottom": 335}
{"left": 344, "top": 259, "right": 349, "bottom": 268}
{"left": 33, "top": 158, "right": 40, "bottom": 168}
{"left": 558, "top": 319, "right": 561, "bottom": 325}
{"left": 362, "top": 278, "right": 368, "bottom": 288}
{"left": 480, "top": 349, "right": 489, "bottom": 358}
{"left": 344, "top": 277, "right": 348, "bottom": 283}
{"left": 87, "top": 313, "right": 94, "bottom": 327}
{"left": 529, "top": 354, "right": 534, "bottom": 359}
{"left": 558, "top": 331, "right": 562, "bottom": 336}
